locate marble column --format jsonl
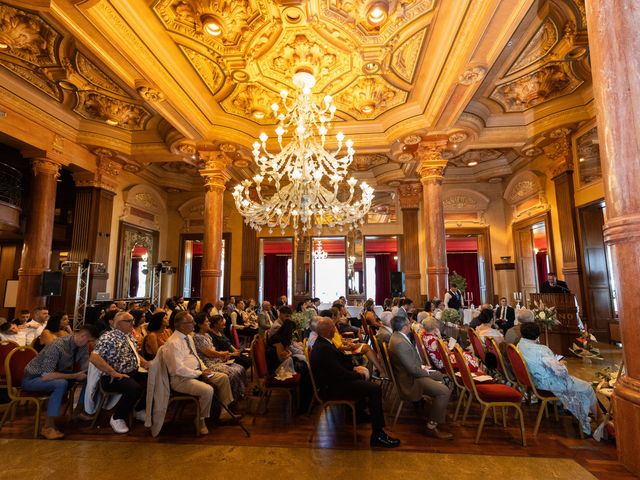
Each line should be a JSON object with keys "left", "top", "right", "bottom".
{"left": 199, "top": 150, "right": 229, "bottom": 307}
{"left": 585, "top": 2, "right": 640, "bottom": 474}
{"left": 417, "top": 139, "right": 449, "bottom": 299}
{"left": 15, "top": 157, "right": 60, "bottom": 312}
{"left": 398, "top": 183, "right": 422, "bottom": 302}
{"left": 545, "top": 135, "right": 587, "bottom": 321}
{"left": 240, "top": 222, "right": 259, "bottom": 300}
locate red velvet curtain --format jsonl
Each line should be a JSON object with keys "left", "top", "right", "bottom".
{"left": 446, "top": 252, "right": 479, "bottom": 304}
{"left": 375, "top": 254, "right": 391, "bottom": 306}
{"left": 536, "top": 250, "right": 549, "bottom": 290}
{"left": 264, "top": 254, "right": 289, "bottom": 304}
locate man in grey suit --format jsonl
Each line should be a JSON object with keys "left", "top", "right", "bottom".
{"left": 388, "top": 316, "right": 453, "bottom": 440}
{"left": 376, "top": 311, "right": 393, "bottom": 347}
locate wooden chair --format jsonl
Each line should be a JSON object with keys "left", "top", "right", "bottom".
{"left": 435, "top": 337, "right": 467, "bottom": 422}
{"left": 467, "top": 328, "right": 486, "bottom": 364}
{"left": 382, "top": 342, "right": 414, "bottom": 429}
{"left": 250, "top": 336, "right": 300, "bottom": 417}
{"left": 485, "top": 337, "right": 517, "bottom": 386}
{"left": 0, "top": 340, "right": 18, "bottom": 389}
{"left": 506, "top": 344, "right": 561, "bottom": 437}
{"left": 1, "top": 346, "right": 50, "bottom": 438}
{"left": 453, "top": 346, "right": 526, "bottom": 446}
{"left": 304, "top": 346, "right": 358, "bottom": 444}
{"left": 412, "top": 330, "right": 431, "bottom": 367}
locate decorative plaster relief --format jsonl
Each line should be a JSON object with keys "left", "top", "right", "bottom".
{"left": 391, "top": 27, "right": 427, "bottom": 82}
{"left": 334, "top": 76, "right": 407, "bottom": 119}
{"left": 74, "top": 91, "right": 152, "bottom": 130}
{"left": 0, "top": 4, "right": 60, "bottom": 66}
{"left": 179, "top": 46, "right": 224, "bottom": 96}
{"left": 507, "top": 18, "right": 558, "bottom": 75}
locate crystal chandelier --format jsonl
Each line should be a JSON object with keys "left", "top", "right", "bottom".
{"left": 232, "top": 70, "right": 374, "bottom": 234}
{"left": 313, "top": 240, "right": 328, "bottom": 260}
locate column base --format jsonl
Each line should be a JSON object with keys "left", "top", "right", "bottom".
{"left": 614, "top": 376, "right": 640, "bottom": 476}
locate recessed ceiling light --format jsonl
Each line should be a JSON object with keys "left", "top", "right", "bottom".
{"left": 467, "top": 161, "right": 478, "bottom": 167}
{"left": 360, "top": 103, "right": 375, "bottom": 114}
{"left": 367, "top": 2, "right": 388, "bottom": 25}
{"left": 252, "top": 110, "right": 265, "bottom": 119}
{"left": 201, "top": 15, "right": 223, "bottom": 36}
{"left": 0, "top": 43, "right": 8, "bottom": 49}
{"left": 579, "top": 157, "right": 585, "bottom": 162}
{"left": 105, "top": 118, "right": 119, "bottom": 126}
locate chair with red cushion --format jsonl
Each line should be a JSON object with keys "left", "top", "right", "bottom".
{"left": 507, "top": 344, "right": 560, "bottom": 437}
{"left": 250, "top": 336, "right": 300, "bottom": 417}
{"left": 485, "top": 337, "right": 517, "bottom": 386}
{"left": 304, "top": 345, "right": 357, "bottom": 444}
{"left": 230, "top": 326, "right": 241, "bottom": 350}
{"left": 435, "top": 337, "right": 467, "bottom": 422}
{"left": 453, "top": 345, "right": 526, "bottom": 445}
{"left": 467, "top": 328, "right": 486, "bottom": 364}
{"left": 1, "top": 346, "right": 51, "bottom": 438}
{"left": 412, "top": 331, "right": 431, "bottom": 367}
{"left": 0, "top": 340, "right": 18, "bottom": 388}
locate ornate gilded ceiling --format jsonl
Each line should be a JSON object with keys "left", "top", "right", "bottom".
{"left": 0, "top": 0, "right": 594, "bottom": 202}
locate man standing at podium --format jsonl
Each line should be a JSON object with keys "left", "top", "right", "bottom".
{"left": 540, "top": 272, "right": 570, "bottom": 294}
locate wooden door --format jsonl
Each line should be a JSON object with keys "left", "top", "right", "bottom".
{"left": 580, "top": 203, "right": 614, "bottom": 341}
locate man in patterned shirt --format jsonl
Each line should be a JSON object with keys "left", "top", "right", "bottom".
{"left": 90, "top": 311, "right": 149, "bottom": 434}
{"left": 22, "top": 324, "right": 98, "bottom": 439}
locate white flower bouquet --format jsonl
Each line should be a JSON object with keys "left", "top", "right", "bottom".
{"left": 532, "top": 301, "right": 561, "bottom": 330}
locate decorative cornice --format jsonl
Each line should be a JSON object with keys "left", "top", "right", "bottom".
{"left": 31, "top": 158, "right": 61, "bottom": 177}
{"left": 544, "top": 135, "right": 573, "bottom": 178}
{"left": 199, "top": 149, "right": 231, "bottom": 192}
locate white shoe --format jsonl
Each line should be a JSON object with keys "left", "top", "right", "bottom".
{"left": 134, "top": 410, "right": 146, "bottom": 422}
{"left": 110, "top": 416, "right": 129, "bottom": 434}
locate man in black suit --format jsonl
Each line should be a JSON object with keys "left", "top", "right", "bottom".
{"left": 309, "top": 318, "right": 400, "bottom": 448}
{"left": 540, "top": 272, "right": 570, "bottom": 294}
{"left": 495, "top": 297, "right": 516, "bottom": 333}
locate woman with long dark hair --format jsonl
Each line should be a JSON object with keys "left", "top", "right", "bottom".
{"left": 143, "top": 311, "right": 169, "bottom": 360}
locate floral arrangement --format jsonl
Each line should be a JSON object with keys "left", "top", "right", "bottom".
{"left": 440, "top": 307, "right": 462, "bottom": 325}
{"left": 292, "top": 308, "right": 314, "bottom": 333}
{"left": 595, "top": 365, "right": 621, "bottom": 389}
{"left": 449, "top": 271, "right": 467, "bottom": 292}
{"left": 532, "top": 300, "right": 561, "bottom": 330}
{"left": 570, "top": 324, "right": 603, "bottom": 359}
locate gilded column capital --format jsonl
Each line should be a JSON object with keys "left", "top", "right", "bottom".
{"left": 199, "top": 150, "right": 231, "bottom": 192}
{"left": 397, "top": 182, "right": 422, "bottom": 209}
{"left": 544, "top": 134, "right": 573, "bottom": 178}
{"left": 416, "top": 137, "right": 448, "bottom": 185}
{"left": 72, "top": 148, "right": 122, "bottom": 192}
{"left": 31, "top": 158, "right": 61, "bottom": 178}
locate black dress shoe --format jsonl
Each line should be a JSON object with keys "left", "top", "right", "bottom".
{"left": 370, "top": 431, "right": 401, "bottom": 448}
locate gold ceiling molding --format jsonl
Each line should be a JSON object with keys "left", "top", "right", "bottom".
{"left": 1, "top": 60, "right": 62, "bottom": 100}
{"left": 490, "top": 62, "right": 583, "bottom": 112}
{"left": 390, "top": 27, "right": 427, "bottom": 83}
{"left": 75, "top": 52, "right": 129, "bottom": 97}
{"left": 458, "top": 65, "right": 487, "bottom": 86}
{"left": 507, "top": 17, "right": 558, "bottom": 75}
{"left": 221, "top": 82, "right": 281, "bottom": 123}
{"left": 352, "top": 153, "right": 389, "bottom": 171}
{"left": 0, "top": 4, "right": 60, "bottom": 66}
{"left": 334, "top": 75, "right": 406, "bottom": 119}
{"left": 74, "top": 91, "right": 151, "bottom": 130}
{"left": 179, "top": 45, "right": 225, "bottom": 95}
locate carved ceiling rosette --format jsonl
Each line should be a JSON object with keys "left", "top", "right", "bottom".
{"left": 0, "top": 4, "right": 60, "bottom": 66}
{"left": 544, "top": 135, "right": 573, "bottom": 178}
{"left": 490, "top": 63, "right": 583, "bottom": 112}
{"left": 397, "top": 182, "right": 422, "bottom": 209}
{"left": 74, "top": 91, "right": 152, "bottom": 130}
{"left": 334, "top": 76, "right": 406, "bottom": 119}
{"left": 221, "top": 83, "right": 281, "bottom": 122}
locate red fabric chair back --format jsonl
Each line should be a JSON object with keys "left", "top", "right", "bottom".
{"left": 467, "top": 328, "right": 486, "bottom": 362}
{"left": 452, "top": 345, "right": 477, "bottom": 394}
{"left": 251, "top": 337, "right": 269, "bottom": 379}
{"left": 436, "top": 338, "right": 460, "bottom": 385}
{"left": 0, "top": 340, "right": 18, "bottom": 381}
{"left": 413, "top": 331, "right": 429, "bottom": 366}
{"left": 506, "top": 344, "right": 534, "bottom": 388}
{"left": 485, "top": 337, "right": 507, "bottom": 378}
{"left": 5, "top": 347, "right": 37, "bottom": 394}
{"left": 231, "top": 326, "right": 241, "bottom": 350}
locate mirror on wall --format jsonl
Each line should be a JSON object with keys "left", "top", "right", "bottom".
{"left": 118, "top": 222, "right": 158, "bottom": 299}
{"left": 311, "top": 236, "right": 345, "bottom": 303}
{"left": 574, "top": 123, "right": 602, "bottom": 188}
{"left": 513, "top": 213, "right": 554, "bottom": 301}
{"left": 346, "top": 230, "right": 364, "bottom": 298}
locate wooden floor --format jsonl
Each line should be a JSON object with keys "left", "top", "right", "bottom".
{"left": 0, "top": 388, "right": 635, "bottom": 480}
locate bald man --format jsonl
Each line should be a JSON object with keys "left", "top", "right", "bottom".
{"left": 309, "top": 318, "right": 400, "bottom": 448}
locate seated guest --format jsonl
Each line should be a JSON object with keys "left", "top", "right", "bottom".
{"left": 143, "top": 311, "right": 170, "bottom": 360}
{"left": 209, "top": 315, "right": 252, "bottom": 370}
{"left": 0, "top": 318, "right": 27, "bottom": 345}
{"left": 130, "top": 310, "right": 146, "bottom": 349}
{"left": 163, "top": 311, "right": 235, "bottom": 434}
{"left": 267, "top": 305, "right": 291, "bottom": 338}
{"left": 257, "top": 301, "right": 274, "bottom": 338}
{"left": 35, "top": 312, "right": 72, "bottom": 351}
{"left": 24, "top": 307, "right": 49, "bottom": 346}
{"left": 495, "top": 297, "right": 516, "bottom": 333}
{"left": 230, "top": 300, "right": 259, "bottom": 338}
{"left": 362, "top": 299, "right": 382, "bottom": 330}
{"left": 187, "top": 298, "right": 198, "bottom": 317}
{"left": 382, "top": 298, "right": 392, "bottom": 312}
{"left": 193, "top": 314, "right": 248, "bottom": 402}
{"left": 332, "top": 303, "right": 359, "bottom": 336}
{"left": 398, "top": 298, "right": 415, "bottom": 319}
{"left": 504, "top": 308, "right": 535, "bottom": 345}
{"left": 201, "top": 303, "right": 214, "bottom": 321}
{"left": 306, "top": 316, "right": 322, "bottom": 349}
{"left": 310, "top": 318, "right": 400, "bottom": 448}
{"left": 376, "top": 311, "right": 394, "bottom": 346}
{"left": 475, "top": 308, "right": 504, "bottom": 345}
{"left": 210, "top": 300, "right": 224, "bottom": 317}
{"left": 518, "top": 323, "right": 597, "bottom": 435}
{"left": 13, "top": 309, "right": 31, "bottom": 326}
{"left": 420, "top": 317, "right": 480, "bottom": 373}
{"left": 90, "top": 311, "right": 149, "bottom": 434}
{"left": 266, "top": 316, "right": 312, "bottom": 411}
{"left": 22, "top": 325, "right": 98, "bottom": 439}
{"left": 389, "top": 316, "right": 453, "bottom": 440}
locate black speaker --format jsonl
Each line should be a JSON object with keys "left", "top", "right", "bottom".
{"left": 390, "top": 271, "right": 405, "bottom": 296}
{"left": 40, "top": 271, "right": 63, "bottom": 296}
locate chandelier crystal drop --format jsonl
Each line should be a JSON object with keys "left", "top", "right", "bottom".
{"left": 231, "top": 70, "right": 375, "bottom": 234}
